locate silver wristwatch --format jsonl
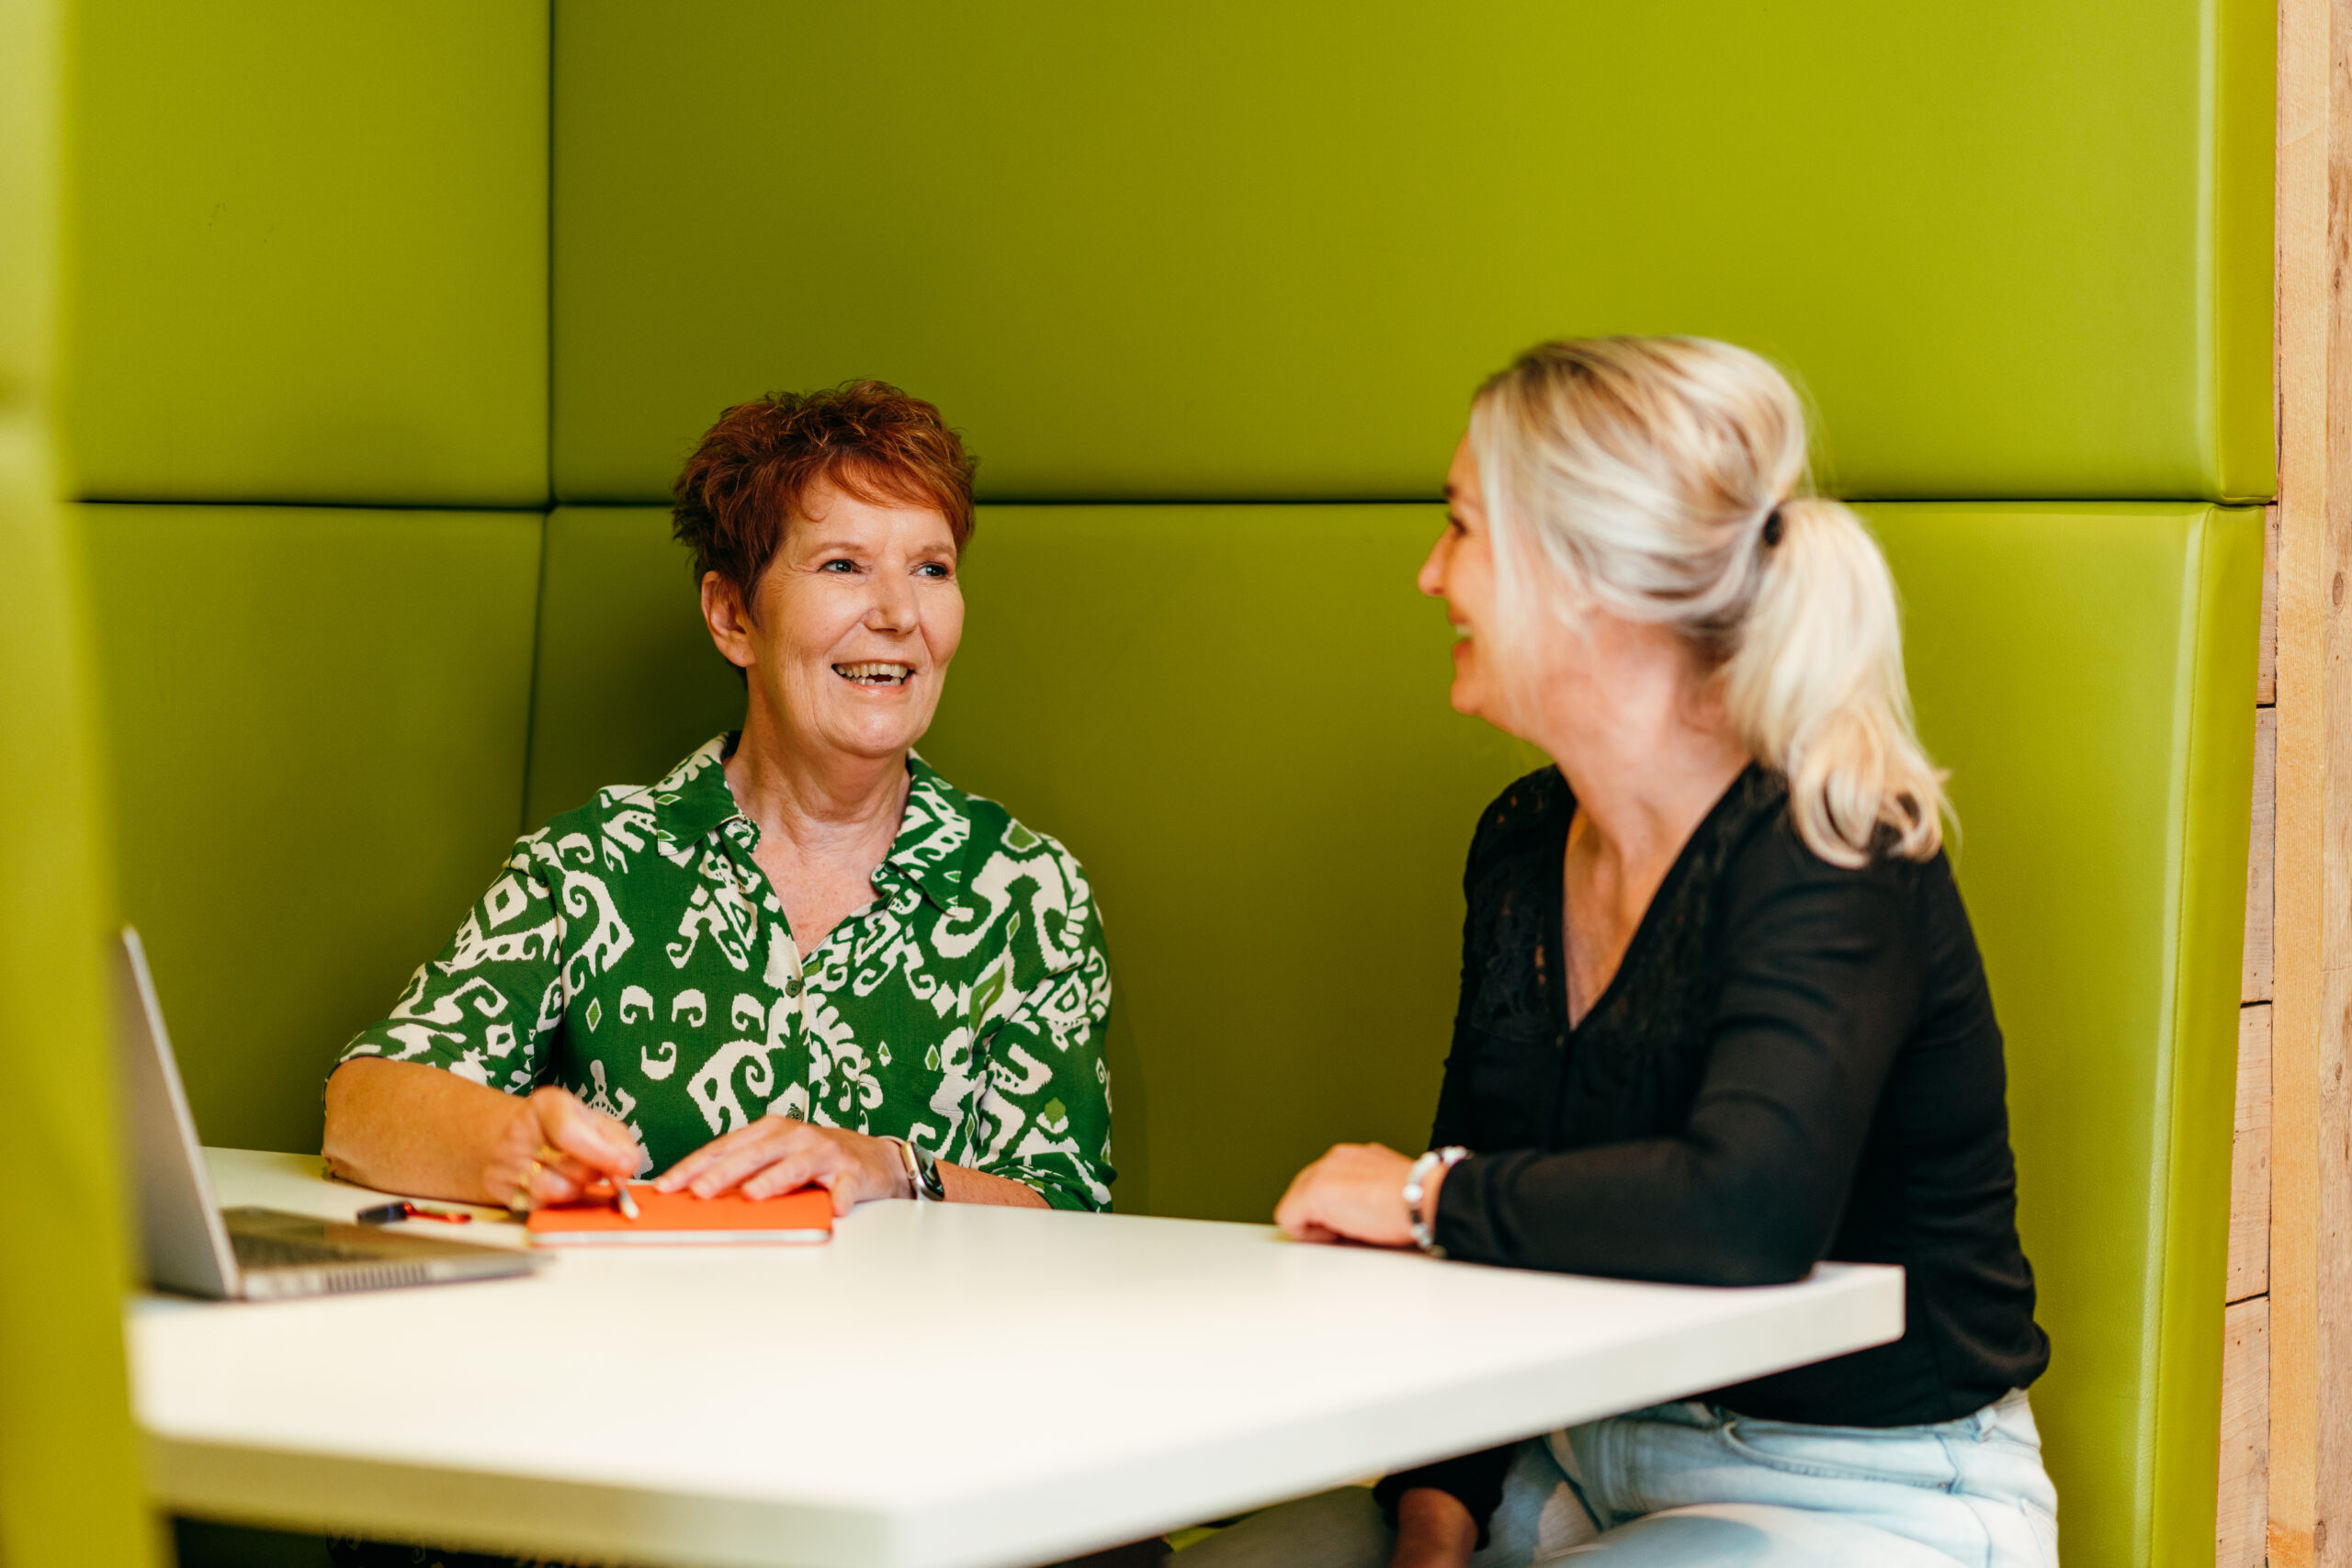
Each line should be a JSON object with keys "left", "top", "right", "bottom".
{"left": 1403, "top": 1145, "right": 1469, "bottom": 1257}
{"left": 888, "top": 1136, "right": 946, "bottom": 1201}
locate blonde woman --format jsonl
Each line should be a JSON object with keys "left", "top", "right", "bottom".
{"left": 1213, "top": 340, "right": 2055, "bottom": 1567}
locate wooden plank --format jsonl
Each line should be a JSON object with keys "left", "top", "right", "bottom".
{"left": 2261, "top": 505, "right": 2278, "bottom": 706}
{"left": 2245, "top": 707, "right": 2277, "bottom": 1004}
{"left": 2311, "top": 0, "right": 2352, "bottom": 1555}
{"left": 2266, "top": 0, "right": 2330, "bottom": 1549}
{"left": 2231, "top": 1005, "right": 2273, "bottom": 1302}
{"left": 2221, "top": 1295, "right": 2272, "bottom": 1568}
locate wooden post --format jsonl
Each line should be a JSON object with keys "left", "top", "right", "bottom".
{"left": 2265, "top": 0, "right": 2344, "bottom": 1560}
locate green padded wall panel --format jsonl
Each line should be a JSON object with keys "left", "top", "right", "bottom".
{"left": 523, "top": 507, "right": 745, "bottom": 832}
{"left": 60, "top": 0, "right": 549, "bottom": 506}
{"left": 520, "top": 505, "right": 1545, "bottom": 1216}
{"left": 1864, "top": 502, "right": 2259, "bottom": 1568}
{"left": 923, "top": 507, "right": 1548, "bottom": 1218}
{"left": 79, "top": 505, "right": 543, "bottom": 1153}
{"left": 553, "top": 0, "right": 2273, "bottom": 506}
{"left": 528, "top": 500, "right": 2255, "bottom": 1565}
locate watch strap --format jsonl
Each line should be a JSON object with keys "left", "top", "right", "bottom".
{"left": 889, "top": 1136, "right": 946, "bottom": 1201}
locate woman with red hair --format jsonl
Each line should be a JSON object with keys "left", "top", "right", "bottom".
{"left": 323, "top": 381, "right": 1114, "bottom": 1218}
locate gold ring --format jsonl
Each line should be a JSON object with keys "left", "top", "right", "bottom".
{"left": 508, "top": 1156, "right": 544, "bottom": 1213}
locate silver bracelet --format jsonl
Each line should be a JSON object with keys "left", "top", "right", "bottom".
{"left": 1403, "top": 1145, "right": 1468, "bottom": 1257}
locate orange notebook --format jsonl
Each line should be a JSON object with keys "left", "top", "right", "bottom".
{"left": 526, "top": 1182, "right": 833, "bottom": 1246}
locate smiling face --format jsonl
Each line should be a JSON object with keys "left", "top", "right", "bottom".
{"left": 1420, "top": 428, "right": 1744, "bottom": 765}
{"left": 701, "top": 477, "right": 965, "bottom": 763}
{"left": 1419, "top": 434, "right": 1509, "bottom": 728}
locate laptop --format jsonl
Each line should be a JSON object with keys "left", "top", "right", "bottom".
{"left": 116, "top": 926, "right": 538, "bottom": 1300}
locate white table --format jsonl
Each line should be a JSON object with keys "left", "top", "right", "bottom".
{"left": 131, "top": 1149, "right": 1903, "bottom": 1568}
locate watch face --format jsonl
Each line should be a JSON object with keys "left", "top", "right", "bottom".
{"left": 910, "top": 1142, "right": 945, "bottom": 1200}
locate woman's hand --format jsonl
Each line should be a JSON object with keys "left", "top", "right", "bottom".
{"left": 1273, "top": 1141, "right": 1424, "bottom": 1247}
{"left": 654, "top": 1116, "right": 907, "bottom": 1214}
{"left": 492, "top": 1086, "right": 642, "bottom": 1210}
{"left": 323, "top": 1060, "right": 639, "bottom": 1210}
{"left": 1390, "top": 1488, "right": 1477, "bottom": 1568}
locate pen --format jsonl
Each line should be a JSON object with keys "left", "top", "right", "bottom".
{"left": 532, "top": 1142, "right": 639, "bottom": 1219}
{"left": 356, "top": 1201, "right": 473, "bottom": 1225}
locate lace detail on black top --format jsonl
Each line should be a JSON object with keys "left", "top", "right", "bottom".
{"left": 1453, "top": 764, "right": 1789, "bottom": 1151}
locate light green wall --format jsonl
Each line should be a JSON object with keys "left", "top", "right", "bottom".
{"left": 58, "top": 0, "right": 550, "bottom": 506}
{"left": 80, "top": 505, "right": 544, "bottom": 1154}
{"left": 553, "top": 0, "right": 2273, "bottom": 506}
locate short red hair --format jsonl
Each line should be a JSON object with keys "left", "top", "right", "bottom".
{"left": 671, "top": 380, "right": 977, "bottom": 611}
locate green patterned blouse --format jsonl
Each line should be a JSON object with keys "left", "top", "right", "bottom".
{"left": 338, "top": 734, "right": 1115, "bottom": 1211}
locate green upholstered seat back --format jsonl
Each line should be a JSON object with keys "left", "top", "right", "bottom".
{"left": 78, "top": 507, "right": 544, "bottom": 1152}
{"left": 519, "top": 506, "right": 1548, "bottom": 1213}
{"left": 520, "top": 501, "right": 2260, "bottom": 1568}
{"left": 59, "top": 0, "right": 548, "bottom": 506}
{"left": 1872, "top": 503, "right": 2260, "bottom": 1568}
{"left": 552, "top": 0, "right": 2272, "bottom": 505}
{"left": 51, "top": 0, "right": 555, "bottom": 1151}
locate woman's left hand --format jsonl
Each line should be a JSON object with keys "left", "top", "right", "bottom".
{"left": 654, "top": 1116, "right": 907, "bottom": 1214}
{"left": 1274, "top": 1141, "right": 1423, "bottom": 1247}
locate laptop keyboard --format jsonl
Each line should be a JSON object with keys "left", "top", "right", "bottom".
{"left": 231, "top": 1232, "right": 384, "bottom": 1269}
{"left": 219, "top": 1208, "right": 530, "bottom": 1295}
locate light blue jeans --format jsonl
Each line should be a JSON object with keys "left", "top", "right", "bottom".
{"left": 1176, "top": 1390, "right": 2058, "bottom": 1566}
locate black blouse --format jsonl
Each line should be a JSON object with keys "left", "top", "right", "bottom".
{"left": 1377, "top": 765, "right": 2049, "bottom": 1536}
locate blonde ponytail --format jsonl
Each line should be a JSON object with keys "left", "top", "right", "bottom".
{"left": 1473, "top": 337, "right": 1948, "bottom": 867}
{"left": 1721, "top": 496, "right": 1943, "bottom": 865}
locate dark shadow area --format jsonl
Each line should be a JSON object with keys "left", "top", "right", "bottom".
{"left": 171, "top": 1518, "right": 333, "bottom": 1568}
